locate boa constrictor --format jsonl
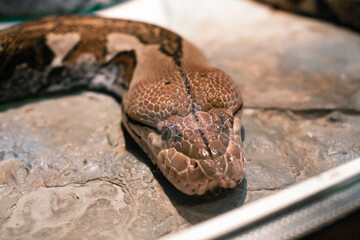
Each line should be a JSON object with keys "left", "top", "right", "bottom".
{"left": 0, "top": 15, "right": 245, "bottom": 195}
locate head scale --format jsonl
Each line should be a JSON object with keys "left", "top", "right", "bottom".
{"left": 123, "top": 67, "right": 245, "bottom": 195}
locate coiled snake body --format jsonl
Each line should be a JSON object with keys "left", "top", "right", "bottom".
{"left": 0, "top": 15, "right": 245, "bottom": 195}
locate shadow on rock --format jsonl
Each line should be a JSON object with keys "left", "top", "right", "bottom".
{"left": 164, "top": 177, "right": 247, "bottom": 225}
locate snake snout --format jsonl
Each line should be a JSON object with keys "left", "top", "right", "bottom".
{"left": 157, "top": 147, "right": 245, "bottom": 195}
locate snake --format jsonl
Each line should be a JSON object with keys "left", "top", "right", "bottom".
{"left": 0, "top": 15, "right": 245, "bottom": 195}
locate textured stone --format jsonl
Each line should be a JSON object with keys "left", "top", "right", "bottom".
{"left": 1, "top": 0, "right": 360, "bottom": 239}
{"left": 0, "top": 93, "right": 188, "bottom": 240}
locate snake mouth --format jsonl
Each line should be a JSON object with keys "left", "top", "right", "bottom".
{"left": 157, "top": 141, "right": 245, "bottom": 195}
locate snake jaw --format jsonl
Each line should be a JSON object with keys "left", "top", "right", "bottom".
{"left": 157, "top": 143, "right": 245, "bottom": 195}
{"left": 148, "top": 132, "right": 163, "bottom": 150}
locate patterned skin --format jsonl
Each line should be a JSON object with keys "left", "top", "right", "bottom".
{"left": 0, "top": 15, "right": 245, "bottom": 195}
{"left": 124, "top": 66, "right": 245, "bottom": 195}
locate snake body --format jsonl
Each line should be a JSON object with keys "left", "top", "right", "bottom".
{"left": 0, "top": 15, "right": 245, "bottom": 195}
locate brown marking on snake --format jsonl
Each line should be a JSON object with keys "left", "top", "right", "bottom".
{"left": 0, "top": 36, "right": 54, "bottom": 81}
{"left": 46, "top": 32, "right": 81, "bottom": 67}
{"left": 63, "top": 38, "right": 107, "bottom": 63}
{"left": 103, "top": 50, "right": 137, "bottom": 90}
{"left": 0, "top": 15, "right": 245, "bottom": 195}
{"left": 0, "top": 15, "right": 182, "bottom": 80}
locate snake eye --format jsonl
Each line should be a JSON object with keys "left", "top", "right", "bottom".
{"left": 224, "top": 116, "right": 234, "bottom": 129}
{"left": 161, "top": 127, "right": 172, "bottom": 140}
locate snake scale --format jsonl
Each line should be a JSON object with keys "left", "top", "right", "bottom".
{"left": 0, "top": 15, "right": 245, "bottom": 195}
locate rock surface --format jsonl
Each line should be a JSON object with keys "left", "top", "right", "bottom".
{"left": 0, "top": 0, "right": 359, "bottom": 239}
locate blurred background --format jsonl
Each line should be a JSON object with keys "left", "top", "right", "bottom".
{"left": 0, "top": 0, "right": 359, "bottom": 31}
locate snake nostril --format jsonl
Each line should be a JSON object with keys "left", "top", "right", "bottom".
{"left": 194, "top": 162, "right": 199, "bottom": 168}
{"left": 211, "top": 149, "right": 218, "bottom": 156}
{"left": 200, "top": 148, "right": 210, "bottom": 158}
{"left": 210, "top": 141, "right": 226, "bottom": 156}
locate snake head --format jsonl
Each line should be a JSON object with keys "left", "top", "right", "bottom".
{"left": 152, "top": 106, "right": 245, "bottom": 195}
{"left": 123, "top": 67, "right": 245, "bottom": 195}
